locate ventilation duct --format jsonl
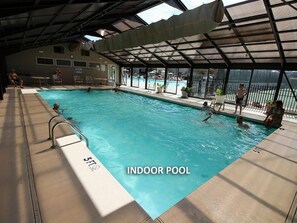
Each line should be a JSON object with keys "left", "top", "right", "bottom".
{"left": 94, "top": 0, "right": 224, "bottom": 52}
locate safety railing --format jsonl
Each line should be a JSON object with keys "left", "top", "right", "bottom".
{"left": 48, "top": 116, "right": 89, "bottom": 148}
{"left": 48, "top": 115, "right": 61, "bottom": 139}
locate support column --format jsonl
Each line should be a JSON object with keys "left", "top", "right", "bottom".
{"left": 274, "top": 67, "right": 284, "bottom": 102}
{"left": 245, "top": 69, "right": 254, "bottom": 107}
{"left": 223, "top": 68, "right": 230, "bottom": 94}
{"left": 0, "top": 53, "right": 7, "bottom": 100}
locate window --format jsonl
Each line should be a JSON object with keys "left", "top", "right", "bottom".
{"left": 36, "top": 57, "right": 54, "bottom": 65}
{"left": 89, "top": 62, "right": 100, "bottom": 69}
{"left": 81, "top": 49, "right": 90, "bottom": 56}
{"left": 108, "top": 64, "right": 116, "bottom": 82}
{"left": 54, "top": 46, "right": 64, "bottom": 54}
{"left": 73, "top": 60, "right": 87, "bottom": 67}
{"left": 56, "top": 59, "right": 71, "bottom": 67}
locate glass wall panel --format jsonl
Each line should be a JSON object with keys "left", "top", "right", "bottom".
{"left": 165, "top": 68, "right": 189, "bottom": 95}
{"left": 166, "top": 68, "right": 179, "bottom": 94}
{"left": 147, "top": 67, "right": 165, "bottom": 91}
{"left": 207, "top": 68, "right": 227, "bottom": 98}
{"left": 279, "top": 71, "right": 297, "bottom": 115}
{"left": 192, "top": 69, "right": 208, "bottom": 98}
{"left": 131, "top": 67, "right": 146, "bottom": 88}
{"left": 178, "top": 68, "right": 190, "bottom": 96}
{"left": 247, "top": 69, "right": 279, "bottom": 109}
{"left": 121, "top": 67, "right": 131, "bottom": 86}
{"left": 226, "top": 69, "right": 252, "bottom": 103}
{"left": 192, "top": 68, "right": 226, "bottom": 99}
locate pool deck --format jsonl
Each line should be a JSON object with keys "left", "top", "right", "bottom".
{"left": 0, "top": 85, "right": 297, "bottom": 223}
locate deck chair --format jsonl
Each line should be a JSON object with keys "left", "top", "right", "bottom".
{"left": 74, "top": 75, "right": 83, "bottom": 85}
{"left": 85, "top": 76, "right": 94, "bottom": 85}
{"left": 210, "top": 94, "right": 225, "bottom": 111}
{"left": 52, "top": 74, "right": 62, "bottom": 85}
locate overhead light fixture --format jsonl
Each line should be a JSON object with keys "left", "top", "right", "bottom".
{"left": 100, "top": 30, "right": 105, "bottom": 36}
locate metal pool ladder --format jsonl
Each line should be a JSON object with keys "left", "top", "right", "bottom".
{"left": 48, "top": 115, "right": 89, "bottom": 148}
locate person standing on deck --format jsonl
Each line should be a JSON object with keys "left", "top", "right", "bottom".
{"left": 234, "top": 83, "right": 247, "bottom": 115}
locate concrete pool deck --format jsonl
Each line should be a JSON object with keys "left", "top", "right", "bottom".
{"left": 0, "top": 86, "right": 297, "bottom": 223}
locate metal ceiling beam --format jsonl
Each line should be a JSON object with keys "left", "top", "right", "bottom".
{"left": 225, "top": 0, "right": 259, "bottom": 9}
{"left": 279, "top": 28, "right": 297, "bottom": 34}
{"left": 1, "top": 0, "right": 163, "bottom": 50}
{"left": 0, "top": 0, "right": 118, "bottom": 18}
{"left": 45, "top": 2, "right": 101, "bottom": 42}
{"left": 204, "top": 33, "right": 231, "bottom": 67}
{"left": 219, "top": 13, "right": 268, "bottom": 27}
{"left": 272, "top": 15, "right": 297, "bottom": 23}
{"left": 0, "top": 18, "right": 101, "bottom": 40}
{"left": 141, "top": 46, "right": 168, "bottom": 67}
{"left": 0, "top": 27, "right": 40, "bottom": 40}
{"left": 4, "top": 7, "right": 291, "bottom": 42}
{"left": 21, "top": 0, "right": 41, "bottom": 45}
{"left": 32, "top": 0, "right": 75, "bottom": 46}
{"left": 172, "top": 49, "right": 283, "bottom": 56}
{"left": 271, "top": 0, "right": 297, "bottom": 10}
{"left": 263, "top": 0, "right": 286, "bottom": 65}
{"left": 218, "top": 15, "right": 297, "bottom": 34}
{"left": 165, "top": 41, "right": 194, "bottom": 67}
{"left": 162, "top": 0, "right": 187, "bottom": 11}
{"left": 170, "top": 31, "right": 274, "bottom": 50}
{"left": 97, "top": 0, "right": 159, "bottom": 33}
{"left": 0, "top": 5, "right": 52, "bottom": 19}
{"left": 217, "top": 39, "right": 296, "bottom": 49}
{"left": 194, "top": 49, "right": 211, "bottom": 64}
{"left": 106, "top": 52, "right": 130, "bottom": 66}
{"left": 0, "top": 0, "right": 115, "bottom": 10}
{"left": 58, "top": 2, "right": 123, "bottom": 43}
{"left": 123, "top": 49, "right": 148, "bottom": 66}
{"left": 126, "top": 15, "right": 148, "bottom": 26}
{"left": 0, "top": 19, "right": 271, "bottom": 43}
{"left": 100, "top": 12, "right": 143, "bottom": 21}
{"left": 1, "top": 30, "right": 68, "bottom": 44}
{"left": 224, "top": 8, "right": 255, "bottom": 63}
{"left": 117, "top": 61, "right": 297, "bottom": 70}
{"left": 25, "top": 1, "right": 104, "bottom": 48}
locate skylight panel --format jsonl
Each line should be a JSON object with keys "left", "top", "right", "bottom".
{"left": 137, "top": 3, "right": 182, "bottom": 24}
{"left": 84, "top": 35, "right": 101, "bottom": 41}
{"left": 182, "top": 0, "right": 248, "bottom": 10}
{"left": 138, "top": 1, "right": 248, "bottom": 25}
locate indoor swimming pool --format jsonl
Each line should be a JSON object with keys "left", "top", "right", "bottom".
{"left": 39, "top": 89, "right": 273, "bottom": 219}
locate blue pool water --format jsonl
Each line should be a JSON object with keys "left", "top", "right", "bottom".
{"left": 39, "top": 90, "right": 273, "bottom": 219}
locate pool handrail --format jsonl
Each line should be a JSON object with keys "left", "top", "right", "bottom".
{"left": 48, "top": 114, "right": 61, "bottom": 139}
{"left": 50, "top": 120, "right": 89, "bottom": 148}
